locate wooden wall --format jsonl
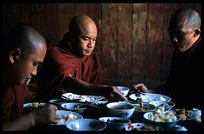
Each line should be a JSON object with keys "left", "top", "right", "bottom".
{"left": 3, "top": 3, "right": 201, "bottom": 88}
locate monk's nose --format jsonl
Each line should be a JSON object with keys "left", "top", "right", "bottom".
{"left": 31, "top": 67, "right": 38, "bottom": 76}
{"left": 88, "top": 39, "right": 94, "bottom": 48}
{"left": 173, "top": 36, "right": 178, "bottom": 43}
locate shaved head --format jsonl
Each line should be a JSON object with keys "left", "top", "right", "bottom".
{"left": 5, "top": 24, "right": 47, "bottom": 59}
{"left": 69, "top": 15, "right": 97, "bottom": 35}
{"left": 169, "top": 7, "right": 201, "bottom": 30}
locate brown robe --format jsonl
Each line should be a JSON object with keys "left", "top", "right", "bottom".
{"left": 160, "top": 37, "right": 201, "bottom": 109}
{"left": 3, "top": 82, "right": 30, "bottom": 121}
{"left": 34, "top": 33, "right": 102, "bottom": 101}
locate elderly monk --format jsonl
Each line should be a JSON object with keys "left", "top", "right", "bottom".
{"left": 133, "top": 8, "right": 201, "bottom": 109}
{"left": 3, "top": 24, "right": 59, "bottom": 131}
{"left": 34, "top": 15, "right": 127, "bottom": 102}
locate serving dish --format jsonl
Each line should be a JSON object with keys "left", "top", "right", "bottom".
{"left": 125, "top": 122, "right": 163, "bottom": 131}
{"left": 129, "top": 93, "right": 171, "bottom": 103}
{"left": 51, "top": 110, "right": 83, "bottom": 125}
{"left": 61, "top": 92, "right": 105, "bottom": 102}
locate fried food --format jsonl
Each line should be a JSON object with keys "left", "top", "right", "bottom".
{"left": 174, "top": 108, "right": 194, "bottom": 120}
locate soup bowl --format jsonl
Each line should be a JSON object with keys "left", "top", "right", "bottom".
{"left": 106, "top": 102, "right": 135, "bottom": 118}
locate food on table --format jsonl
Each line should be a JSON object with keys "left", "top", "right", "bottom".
{"left": 61, "top": 93, "right": 104, "bottom": 102}
{"left": 106, "top": 119, "right": 130, "bottom": 123}
{"left": 57, "top": 114, "right": 77, "bottom": 125}
{"left": 173, "top": 108, "right": 194, "bottom": 120}
{"left": 159, "top": 102, "right": 172, "bottom": 108}
{"left": 128, "top": 123, "right": 134, "bottom": 129}
{"left": 128, "top": 123, "right": 160, "bottom": 131}
{"left": 186, "top": 110, "right": 194, "bottom": 118}
{"left": 24, "top": 103, "right": 44, "bottom": 111}
{"left": 71, "top": 104, "right": 85, "bottom": 109}
{"left": 139, "top": 98, "right": 143, "bottom": 107}
{"left": 196, "top": 115, "right": 201, "bottom": 122}
{"left": 134, "top": 104, "right": 155, "bottom": 111}
{"left": 132, "top": 125, "right": 156, "bottom": 131}
{"left": 147, "top": 107, "right": 177, "bottom": 122}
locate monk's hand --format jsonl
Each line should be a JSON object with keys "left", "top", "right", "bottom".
{"left": 31, "top": 104, "right": 59, "bottom": 125}
{"left": 133, "top": 83, "right": 148, "bottom": 93}
{"left": 105, "top": 86, "right": 127, "bottom": 101}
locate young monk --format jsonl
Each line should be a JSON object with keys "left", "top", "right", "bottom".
{"left": 3, "top": 24, "right": 59, "bottom": 131}
{"left": 133, "top": 8, "right": 201, "bottom": 109}
{"left": 33, "top": 15, "right": 127, "bottom": 102}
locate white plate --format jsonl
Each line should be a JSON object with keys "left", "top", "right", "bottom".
{"left": 51, "top": 110, "right": 83, "bottom": 125}
{"left": 61, "top": 92, "right": 104, "bottom": 102}
{"left": 125, "top": 122, "right": 163, "bottom": 131}
{"left": 129, "top": 93, "right": 171, "bottom": 103}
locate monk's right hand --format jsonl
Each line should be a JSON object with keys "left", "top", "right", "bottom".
{"left": 104, "top": 86, "right": 127, "bottom": 101}
{"left": 31, "top": 104, "right": 59, "bottom": 125}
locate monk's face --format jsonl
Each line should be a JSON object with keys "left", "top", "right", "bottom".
{"left": 10, "top": 44, "right": 47, "bottom": 85}
{"left": 74, "top": 21, "right": 97, "bottom": 57}
{"left": 168, "top": 17, "right": 197, "bottom": 52}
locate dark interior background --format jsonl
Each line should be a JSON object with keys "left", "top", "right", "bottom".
{"left": 3, "top": 3, "right": 201, "bottom": 89}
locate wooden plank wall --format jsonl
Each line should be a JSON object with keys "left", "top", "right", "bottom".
{"left": 3, "top": 3, "right": 201, "bottom": 89}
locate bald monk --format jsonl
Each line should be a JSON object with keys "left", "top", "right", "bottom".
{"left": 133, "top": 8, "right": 201, "bottom": 109}
{"left": 34, "top": 15, "right": 127, "bottom": 101}
{"left": 3, "top": 24, "right": 59, "bottom": 131}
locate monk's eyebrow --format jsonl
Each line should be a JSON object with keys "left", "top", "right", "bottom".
{"left": 33, "top": 61, "right": 42, "bottom": 66}
{"left": 82, "top": 35, "right": 97, "bottom": 39}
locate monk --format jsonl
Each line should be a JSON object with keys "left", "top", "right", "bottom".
{"left": 3, "top": 24, "right": 59, "bottom": 131}
{"left": 133, "top": 8, "right": 201, "bottom": 109}
{"left": 34, "top": 15, "right": 127, "bottom": 102}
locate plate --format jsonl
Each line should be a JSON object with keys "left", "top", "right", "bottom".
{"left": 52, "top": 110, "right": 83, "bottom": 125}
{"left": 129, "top": 93, "right": 171, "bottom": 103}
{"left": 125, "top": 123, "right": 163, "bottom": 131}
{"left": 61, "top": 92, "right": 105, "bottom": 102}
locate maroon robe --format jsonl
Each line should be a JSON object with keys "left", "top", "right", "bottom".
{"left": 34, "top": 34, "right": 102, "bottom": 101}
{"left": 3, "top": 82, "right": 30, "bottom": 121}
{"left": 160, "top": 37, "right": 201, "bottom": 109}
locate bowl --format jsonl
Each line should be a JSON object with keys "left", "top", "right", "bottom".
{"left": 131, "top": 103, "right": 156, "bottom": 121}
{"left": 66, "top": 118, "right": 107, "bottom": 131}
{"left": 192, "top": 108, "right": 201, "bottom": 119}
{"left": 149, "top": 101, "right": 175, "bottom": 111}
{"left": 106, "top": 102, "right": 135, "bottom": 118}
{"left": 143, "top": 111, "right": 180, "bottom": 130}
{"left": 61, "top": 102, "right": 88, "bottom": 114}
{"left": 52, "top": 110, "right": 83, "bottom": 125}
{"left": 49, "top": 99, "right": 67, "bottom": 108}
{"left": 125, "top": 122, "right": 163, "bottom": 131}
{"left": 99, "top": 116, "right": 131, "bottom": 130}
{"left": 129, "top": 93, "right": 171, "bottom": 102}
{"left": 117, "top": 86, "right": 129, "bottom": 97}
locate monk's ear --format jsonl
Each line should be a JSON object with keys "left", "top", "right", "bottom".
{"left": 68, "top": 32, "right": 75, "bottom": 42}
{"left": 9, "top": 48, "right": 21, "bottom": 64}
{"left": 194, "top": 28, "right": 201, "bottom": 37}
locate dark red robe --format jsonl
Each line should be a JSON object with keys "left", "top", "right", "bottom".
{"left": 34, "top": 34, "right": 102, "bottom": 101}
{"left": 3, "top": 82, "right": 30, "bottom": 121}
{"left": 160, "top": 37, "right": 201, "bottom": 109}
